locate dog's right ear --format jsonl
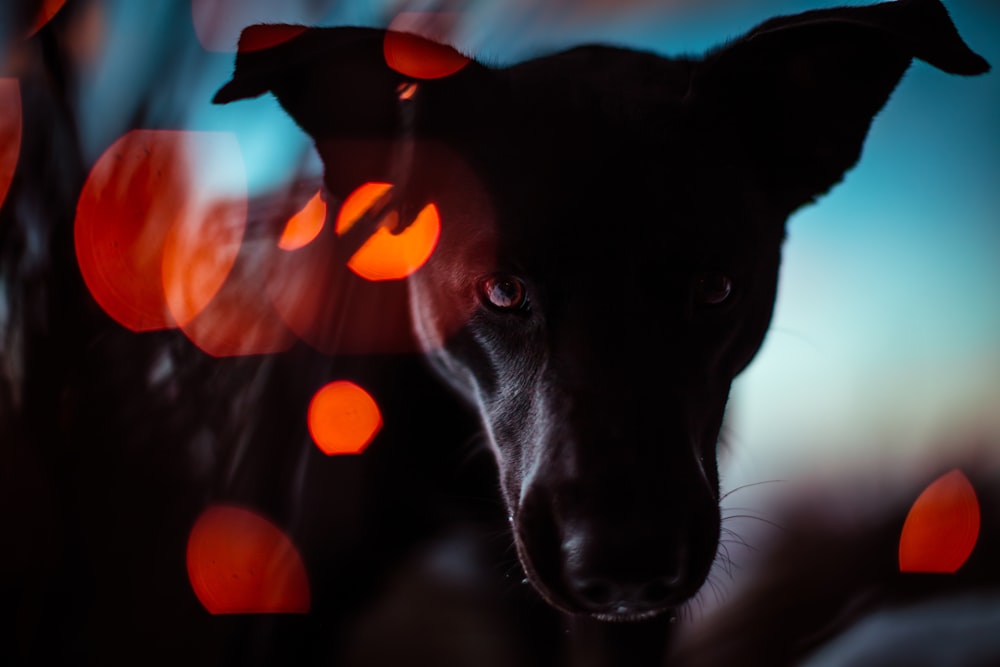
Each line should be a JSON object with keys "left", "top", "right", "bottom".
{"left": 213, "top": 25, "right": 485, "bottom": 143}
{"left": 686, "top": 0, "right": 989, "bottom": 215}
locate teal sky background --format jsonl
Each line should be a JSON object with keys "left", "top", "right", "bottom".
{"left": 464, "top": 0, "right": 1000, "bottom": 482}
{"left": 73, "top": 0, "right": 1000, "bottom": 483}
{"left": 704, "top": 2, "right": 1000, "bottom": 484}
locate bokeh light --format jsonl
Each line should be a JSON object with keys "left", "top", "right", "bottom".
{"left": 397, "top": 81, "right": 419, "bottom": 101}
{"left": 235, "top": 23, "right": 307, "bottom": 52}
{"left": 187, "top": 504, "right": 311, "bottom": 614}
{"left": 265, "top": 220, "right": 415, "bottom": 355}
{"left": 76, "top": 130, "right": 190, "bottom": 331}
{"left": 383, "top": 13, "right": 470, "bottom": 80}
{"left": 898, "top": 468, "right": 980, "bottom": 574}
{"left": 176, "top": 235, "right": 297, "bottom": 357}
{"left": 27, "top": 0, "right": 68, "bottom": 37}
{"left": 0, "top": 79, "right": 20, "bottom": 211}
{"left": 335, "top": 182, "right": 440, "bottom": 281}
{"left": 307, "top": 380, "right": 382, "bottom": 455}
{"left": 159, "top": 133, "right": 247, "bottom": 327}
{"left": 191, "top": 0, "right": 313, "bottom": 52}
{"left": 75, "top": 130, "right": 247, "bottom": 332}
{"left": 279, "top": 189, "right": 326, "bottom": 251}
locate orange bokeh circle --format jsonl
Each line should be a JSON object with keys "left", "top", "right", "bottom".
{"left": 279, "top": 189, "right": 327, "bottom": 251}
{"left": 382, "top": 27, "right": 469, "bottom": 80}
{"left": 75, "top": 130, "right": 247, "bottom": 332}
{"left": 307, "top": 381, "right": 383, "bottom": 455}
{"left": 0, "top": 79, "right": 21, "bottom": 211}
{"left": 335, "top": 182, "right": 440, "bottom": 281}
{"left": 27, "top": 0, "right": 68, "bottom": 37}
{"left": 187, "top": 504, "right": 311, "bottom": 614}
{"left": 898, "top": 468, "right": 980, "bottom": 574}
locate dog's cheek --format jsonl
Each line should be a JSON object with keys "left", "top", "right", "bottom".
{"left": 730, "top": 283, "right": 780, "bottom": 375}
{"left": 408, "top": 278, "right": 458, "bottom": 354}
{"left": 407, "top": 259, "right": 487, "bottom": 363}
{"left": 405, "top": 216, "right": 500, "bottom": 370}
{"left": 482, "top": 372, "right": 554, "bottom": 501}
{"left": 710, "top": 252, "right": 782, "bottom": 378}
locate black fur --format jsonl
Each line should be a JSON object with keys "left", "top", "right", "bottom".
{"left": 3, "top": 1, "right": 992, "bottom": 666}
{"left": 213, "top": 0, "right": 988, "bottom": 629}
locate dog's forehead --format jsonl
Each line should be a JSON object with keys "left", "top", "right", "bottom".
{"left": 444, "top": 48, "right": 717, "bottom": 267}
{"left": 502, "top": 45, "right": 694, "bottom": 117}
{"left": 482, "top": 45, "right": 694, "bottom": 165}
{"left": 458, "top": 141, "right": 749, "bottom": 279}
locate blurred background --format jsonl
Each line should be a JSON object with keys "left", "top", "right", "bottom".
{"left": 4, "top": 1, "right": 998, "bottom": 470}
{"left": 1, "top": 0, "right": 998, "bottom": 663}
{"left": 7, "top": 0, "right": 998, "bottom": 477}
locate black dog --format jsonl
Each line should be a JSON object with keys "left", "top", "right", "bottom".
{"left": 0, "top": 1, "right": 990, "bottom": 666}
{"left": 213, "top": 0, "right": 988, "bottom": 631}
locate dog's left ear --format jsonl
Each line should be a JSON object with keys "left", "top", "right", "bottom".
{"left": 213, "top": 25, "right": 491, "bottom": 200}
{"left": 213, "top": 25, "right": 486, "bottom": 141}
{"left": 687, "top": 0, "right": 989, "bottom": 213}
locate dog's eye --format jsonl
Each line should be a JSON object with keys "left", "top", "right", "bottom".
{"left": 694, "top": 272, "right": 733, "bottom": 306}
{"left": 480, "top": 275, "right": 529, "bottom": 312}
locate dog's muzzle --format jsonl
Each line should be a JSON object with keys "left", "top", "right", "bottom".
{"left": 512, "top": 476, "right": 720, "bottom": 620}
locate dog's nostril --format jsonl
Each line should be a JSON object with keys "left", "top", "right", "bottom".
{"left": 569, "top": 573, "right": 683, "bottom": 614}
{"left": 577, "top": 579, "right": 614, "bottom": 607}
{"left": 639, "top": 577, "right": 676, "bottom": 606}
{"left": 570, "top": 575, "right": 681, "bottom": 613}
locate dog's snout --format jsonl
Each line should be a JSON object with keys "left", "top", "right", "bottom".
{"left": 515, "top": 478, "right": 719, "bottom": 619}
{"left": 561, "top": 522, "right": 689, "bottom": 618}
{"left": 569, "top": 572, "right": 684, "bottom": 618}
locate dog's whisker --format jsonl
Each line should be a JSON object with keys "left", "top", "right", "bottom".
{"left": 718, "top": 526, "right": 755, "bottom": 553}
{"left": 720, "top": 513, "right": 787, "bottom": 534}
{"left": 719, "top": 478, "right": 787, "bottom": 501}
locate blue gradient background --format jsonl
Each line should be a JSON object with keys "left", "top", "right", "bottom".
{"left": 74, "top": 0, "right": 1000, "bottom": 484}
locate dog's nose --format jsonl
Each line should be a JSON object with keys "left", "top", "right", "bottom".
{"left": 568, "top": 573, "right": 682, "bottom": 616}
{"left": 559, "top": 494, "right": 717, "bottom": 620}
{"left": 559, "top": 524, "right": 690, "bottom": 617}
{"left": 514, "top": 478, "right": 720, "bottom": 617}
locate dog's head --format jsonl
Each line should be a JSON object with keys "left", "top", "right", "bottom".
{"left": 215, "top": 0, "right": 987, "bottom": 620}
